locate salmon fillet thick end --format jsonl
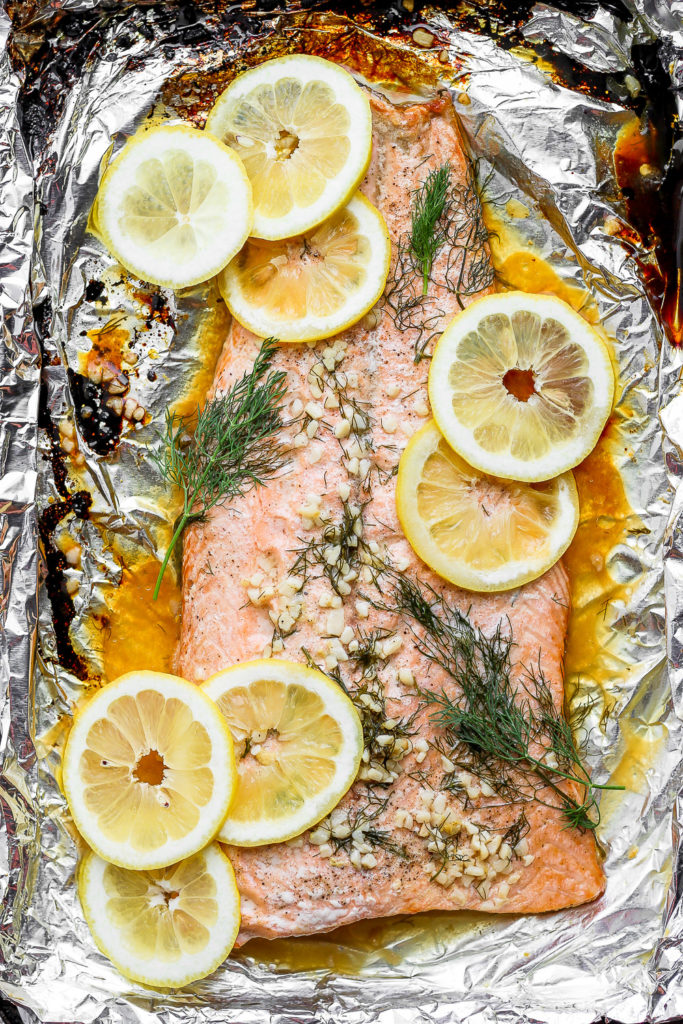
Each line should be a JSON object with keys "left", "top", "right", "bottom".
{"left": 178, "top": 90, "right": 605, "bottom": 943}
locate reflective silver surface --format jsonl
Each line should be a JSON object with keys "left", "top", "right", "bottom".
{"left": 1, "top": 3, "right": 683, "bottom": 1021}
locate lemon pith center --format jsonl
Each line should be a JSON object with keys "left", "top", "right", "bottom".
{"left": 133, "top": 748, "right": 166, "bottom": 786}
{"left": 243, "top": 727, "right": 280, "bottom": 765}
{"left": 503, "top": 367, "right": 536, "bottom": 403}
{"left": 274, "top": 129, "right": 300, "bottom": 159}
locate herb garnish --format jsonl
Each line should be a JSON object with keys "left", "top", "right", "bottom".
{"left": 365, "top": 569, "right": 624, "bottom": 831}
{"left": 290, "top": 499, "right": 370, "bottom": 596}
{"left": 385, "top": 158, "right": 494, "bottom": 361}
{"left": 334, "top": 796, "right": 410, "bottom": 861}
{"left": 150, "top": 338, "right": 287, "bottom": 600}
{"left": 409, "top": 163, "right": 451, "bottom": 295}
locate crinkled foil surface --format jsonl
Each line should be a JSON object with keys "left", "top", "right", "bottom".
{"left": 1, "top": 1, "right": 683, "bottom": 1021}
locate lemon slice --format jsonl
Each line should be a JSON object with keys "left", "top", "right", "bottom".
{"left": 218, "top": 193, "right": 390, "bottom": 343}
{"left": 202, "top": 659, "right": 363, "bottom": 846}
{"left": 397, "top": 420, "right": 579, "bottom": 592}
{"left": 94, "top": 124, "right": 253, "bottom": 289}
{"left": 78, "top": 842, "right": 240, "bottom": 987}
{"left": 63, "top": 671, "right": 236, "bottom": 869}
{"left": 429, "top": 292, "right": 614, "bottom": 482}
{"left": 205, "top": 54, "right": 372, "bottom": 240}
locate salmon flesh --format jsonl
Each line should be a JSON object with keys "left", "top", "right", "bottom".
{"left": 178, "top": 91, "right": 605, "bottom": 943}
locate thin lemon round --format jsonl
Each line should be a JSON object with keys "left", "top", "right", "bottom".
{"left": 202, "top": 659, "right": 363, "bottom": 847}
{"left": 94, "top": 124, "right": 253, "bottom": 289}
{"left": 78, "top": 843, "right": 240, "bottom": 988}
{"left": 218, "top": 192, "right": 390, "bottom": 343}
{"left": 397, "top": 420, "right": 579, "bottom": 592}
{"left": 206, "top": 54, "right": 372, "bottom": 240}
{"left": 63, "top": 671, "right": 236, "bottom": 870}
{"left": 428, "top": 291, "right": 614, "bottom": 482}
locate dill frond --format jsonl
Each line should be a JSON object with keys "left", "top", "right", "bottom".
{"left": 330, "top": 794, "right": 410, "bottom": 861}
{"left": 409, "top": 163, "right": 451, "bottom": 295}
{"left": 149, "top": 338, "right": 287, "bottom": 599}
{"left": 365, "top": 567, "right": 623, "bottom": 831}
{"left": 385, "top": 158, "right": 495, "bottom": 361}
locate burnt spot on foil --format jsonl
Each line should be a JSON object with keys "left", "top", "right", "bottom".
{"left": 84, "top": 279, "right": 107, "bottom": 304}
{"left": 69, "top": 369, "right": 124, "bottom": 456}
{"left": 37, "top": 361, "right": 92, "bottom": 680}
{"left": 37, "top": 493, "right": 92, "bottom": 680}
{"left": 133, "top": 289, "right": 176, "bottom": 331}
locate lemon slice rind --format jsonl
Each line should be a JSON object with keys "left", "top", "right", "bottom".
{"left": 428, "top": 291, "right": 614, "bottom": 483}
{"left": 206, "top": 54, "right": 372, "bottom": 240}
{"left": 397, "top": 420, "right": 579, "bottom": 592}
{"left": 203, "top": 659, "right": 363, "bottom": 847}
{"left": 79, "top": 843, "right": 240, "bottom": 988}
{"left": 218, "top": 192, "right": 390, "bottom": 343}
{"left": 63, "top": 671, "right": 236, "bottom": 870}
{"left": 95, "top": 124, "right": 253, "bottom": 289}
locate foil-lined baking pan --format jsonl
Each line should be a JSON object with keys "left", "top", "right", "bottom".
{"left": 1, "top": 2, "right": 683, "bottom": 1021}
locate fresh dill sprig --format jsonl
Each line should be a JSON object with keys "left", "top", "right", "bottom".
{"left": 409, "top": 163, "right": 451, "bottom": 296}
{"left": 364, "top": 569, "right": 624, "bottom": 831}
{"left": 149, "top": 338, "right": 287, "bottom": 600}
{"left": 385, "top": 157, "right": 494, "bottom": 361}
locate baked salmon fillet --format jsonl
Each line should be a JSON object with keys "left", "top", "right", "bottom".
{"left": 178, "top": 90, "right": 605, "bottom": 942}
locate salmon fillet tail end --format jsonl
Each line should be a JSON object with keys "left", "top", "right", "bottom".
{"left": 178, "top": 86, "right": 605, "bottom": 944}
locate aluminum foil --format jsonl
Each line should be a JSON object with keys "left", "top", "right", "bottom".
{"left": 2, "top": 2, "right": 683, "bottom": 1021}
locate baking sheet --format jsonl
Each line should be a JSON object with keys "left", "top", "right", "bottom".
{"left": 1, "top": 2, "right": 683, "bottom": 1021}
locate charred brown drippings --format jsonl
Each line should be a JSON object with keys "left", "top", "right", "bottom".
{"left": 69, "top": 369, "right": 123, "bottom": 456}
{"left": 133, "top": 289, "right": 176, "bottom": 332}
{"left": 37, "top": 490, "right": 92, "bottom": 680}
{"left": 35, "top": 299, "right": 92, "bottom": 679}
{"left": 84, "top": 279, "right": 106, "bottom": 304}
{"left": 11, "top": 0, "right": 679, "bottom": 342}
{"left": 619, "top": 43, "right": 681, "bottom": 345}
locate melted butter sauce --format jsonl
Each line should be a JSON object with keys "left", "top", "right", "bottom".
{"left": 563, "top": 425, "right": 638, "bottom": 710}
{"left": 101, "top": 559, "right": 182, "bottom": 681}
{"left": 238, "top": 908, "right": 502, "bottom": 973}
{"left": 91, "top": 291, "right": 230, "bottom": 680}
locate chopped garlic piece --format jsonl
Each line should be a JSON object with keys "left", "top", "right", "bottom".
{"left": 326, "top": 608, "right": 345, "bottom": 636}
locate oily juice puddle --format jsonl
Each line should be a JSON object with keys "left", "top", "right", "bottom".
{"left": 239, "top": 908, "right": 501, "bottom": 974}
{"left": 100, "top": 559, "right": 182, "bottom": 679}
{"left": 77, "top": 288, "right": 230, "bottom": 683}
